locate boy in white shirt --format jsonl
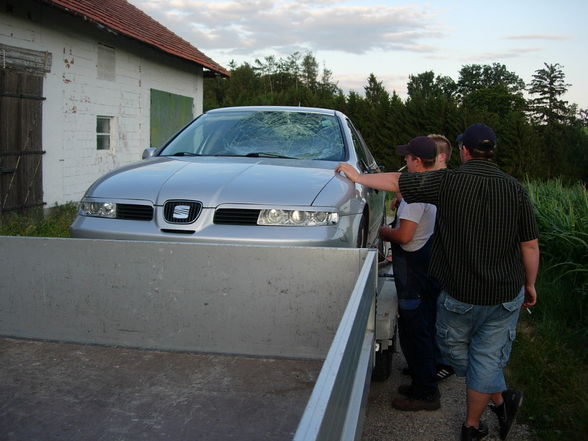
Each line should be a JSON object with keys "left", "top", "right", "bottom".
{"left": 379, "top": 136, "right": 441, "bottom": 411}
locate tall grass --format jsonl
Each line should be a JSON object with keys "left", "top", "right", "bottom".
{"left": 524, "top": 179, "right": 588, "bottom": 332}
{"left": 526, "top": 179, "right": 588, "bottom": 287}
{"left": 508, "top": 180, "right": 588, "bottom": 440}
{"left": 0, "top": 203, "right": 78, "bottom": 237}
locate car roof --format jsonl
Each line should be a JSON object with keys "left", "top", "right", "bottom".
{"left": 206, "top": 106, "right": 339, "bottom": 116}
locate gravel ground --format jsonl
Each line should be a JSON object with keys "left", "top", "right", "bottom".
{"left": 361, "top": 349, "right": 533, "bottom": 441}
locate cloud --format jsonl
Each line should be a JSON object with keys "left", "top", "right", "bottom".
{"left": 468, "top": 47, "right": 543, "bottom": 61}
{"left": 128, "top": 0, "right": 445, "bottom": 55}
{"left": 425, "top": 47, "right": 543, "bottom": 63}
{"left": 503, "top": 34, "right": 570, "bottom": 41}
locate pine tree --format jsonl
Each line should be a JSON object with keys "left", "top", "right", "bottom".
{"left": 528, "top": 62, "right": 571, "bottom": 125}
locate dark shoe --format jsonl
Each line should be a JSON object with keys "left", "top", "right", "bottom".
{"left": 391, "top": 389, "right": 440, "bottom": 411}
{"left": 490, "top": 389, "right": 523, "bottom": 440}
{"left": 436, "top": 364, "right": 455, "bottom": 382}
{"left": 461, "top": 421, "right": 489, "bottom": 441}
{"left": 397, "top": 384, "right": 413, "bottom": 397}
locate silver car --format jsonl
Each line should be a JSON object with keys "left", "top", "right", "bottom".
{"left": 70, "top": 106, "right": 386, "bottom": 248}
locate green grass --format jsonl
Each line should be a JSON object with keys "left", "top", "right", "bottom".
{"left": 507, "top": 180, "right": 588, "bottom": 441}
{"left": 0, "top": 203, "right": 78, "bottom": 237}
{"left": 509, "top": 281, "right": 588, "bottom": 440}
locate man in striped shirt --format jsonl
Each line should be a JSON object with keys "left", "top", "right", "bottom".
{"left": 336, "top": 123, "right": 539, "bottom": 441}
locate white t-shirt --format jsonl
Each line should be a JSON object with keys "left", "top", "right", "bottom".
{"left": 396, "top": 199, "right": 437, "bottom": 252}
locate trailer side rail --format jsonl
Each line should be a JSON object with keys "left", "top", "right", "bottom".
{"left": 293, "top": 249, "right": 377, "bottom": 441}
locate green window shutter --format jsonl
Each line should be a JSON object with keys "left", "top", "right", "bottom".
{"left": 150, "top": 89, "right": 194, "bottom": 148}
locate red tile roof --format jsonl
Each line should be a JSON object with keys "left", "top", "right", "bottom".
{"left": 41, "top": 0, "right": 229, "bottom": 77}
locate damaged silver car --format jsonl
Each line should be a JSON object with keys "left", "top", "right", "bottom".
{"left": 70, "top": 106, "right": 386, "bottom": 248}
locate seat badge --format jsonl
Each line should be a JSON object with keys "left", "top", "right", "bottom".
{"left": 172, "top": 205, "right": 190, "bottom": 220}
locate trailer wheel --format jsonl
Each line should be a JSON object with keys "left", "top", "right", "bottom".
{"left": 373, "top": 323, "right": 397, "bottom": 382}
{"left": 372, "top": 347, "right": 393, "bottom": 382}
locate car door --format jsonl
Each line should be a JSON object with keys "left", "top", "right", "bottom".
{"left": 346, "top": 120, "right": 386, "bottom": 245}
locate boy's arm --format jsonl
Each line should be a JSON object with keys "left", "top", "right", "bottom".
{"left": 379, "top": 219, "right": 418, "bottom": 245}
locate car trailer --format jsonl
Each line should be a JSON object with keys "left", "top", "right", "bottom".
{"left": 0, "top": 236, "right": 397, "bottom": 441}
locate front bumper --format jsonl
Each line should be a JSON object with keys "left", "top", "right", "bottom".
{"left": 70, "top": 211, "right": 360, "bottom": 248}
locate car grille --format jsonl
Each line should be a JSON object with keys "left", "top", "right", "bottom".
{"left": 214, "top": 208, "right": 260, "bottom": 225}
{"left": 117, "top": 204, "right": 153, "bottom": 221}
{"left": 164, "top": 200, "right": 202, "bottom": 224}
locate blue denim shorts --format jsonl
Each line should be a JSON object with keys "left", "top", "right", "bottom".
{"left": 436, "top": 288, "right": 524, "bottom": 394}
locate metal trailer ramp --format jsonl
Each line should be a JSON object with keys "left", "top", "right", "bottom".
{"left": 0, "top": 237, "right": 378, "bottom": 441}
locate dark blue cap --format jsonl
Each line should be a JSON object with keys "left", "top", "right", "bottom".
{"left": 458, "top": 123, "right": 496, "bottom": 150}
{"left": 396, "top": 136, "right": 437, "bottom": 159}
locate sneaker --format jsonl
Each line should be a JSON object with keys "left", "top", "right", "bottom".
{"left": 490, "top": 389, "right": 523, "bottom": 440}
{"left": 391, "top": 389, "right": 440, "bottom": 411}
{"left": 436, "top": 364, "right": 455, "bottom": 382}
{"left": 461, "top": 421, "right": 489, "bottom": 441}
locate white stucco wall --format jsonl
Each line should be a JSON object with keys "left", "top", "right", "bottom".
{"left": 0, "top": 0, "right": 205, "bottom": 205}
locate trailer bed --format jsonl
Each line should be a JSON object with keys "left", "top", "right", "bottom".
{"left": 0, "top": 338, "right": 323, "bottom": 441}
{"left": 1, "top": 238, "right": 380, "bottom": 441}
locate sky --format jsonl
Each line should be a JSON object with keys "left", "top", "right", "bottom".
{"left": 127, "top": 0, "right": 588, "bottom": 109}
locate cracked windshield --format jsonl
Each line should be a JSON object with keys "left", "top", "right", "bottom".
{"left": 161, "top": 110, "right": 346, "bottom": 160}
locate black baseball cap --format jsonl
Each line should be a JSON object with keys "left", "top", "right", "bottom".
{"left": 395, "top": 136, "right": 437, "bottom": 159}
{"left": 457, "top": 123, "right": 496, "bottom": 150}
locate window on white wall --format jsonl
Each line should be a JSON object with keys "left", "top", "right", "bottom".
{"left": 96, "top": 116, "right": 113, "bottom": 150}
{"left": 97, "top": 43, "right": 115, "bottom": 81}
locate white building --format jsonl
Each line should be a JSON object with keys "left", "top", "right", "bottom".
{"left": 0, "top": 0, "right": 228, "bottom": 210}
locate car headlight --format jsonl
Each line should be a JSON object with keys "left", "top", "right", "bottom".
{"left": 78, "top": 201, "right": 117, "bottom": 218}
{"left": 257, "top": 209, "right": 339, "bottom": 226}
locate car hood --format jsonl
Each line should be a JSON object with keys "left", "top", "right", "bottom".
{"left": 86, "top": 157, "right": 338, "bottom": 207}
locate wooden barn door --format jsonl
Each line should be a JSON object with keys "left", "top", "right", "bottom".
{"left": 0, "top": 44, "right": 50, "bottom": 215}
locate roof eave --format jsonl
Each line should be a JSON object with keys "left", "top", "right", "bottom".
{"left": 41, "top": 0, "right": 230, "bottom": 78}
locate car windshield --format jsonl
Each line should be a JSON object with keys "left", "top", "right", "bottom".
{"left": 159, "top": 110, "right": 346, "bottom": 161}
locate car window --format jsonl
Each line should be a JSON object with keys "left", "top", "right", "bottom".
{"left": 347, "top": 120, "right": 377, "bottom": 172}
{"left": 159, "top": 110, "right": 346, "bottom": 160}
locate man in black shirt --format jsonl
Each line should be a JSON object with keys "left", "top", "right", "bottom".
{"left": 336, "top": 123, "right": 539, "bottom": 441}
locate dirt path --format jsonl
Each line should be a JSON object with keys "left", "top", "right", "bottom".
{"left": 361, "top": 349, "right": 533, "bottom": 441}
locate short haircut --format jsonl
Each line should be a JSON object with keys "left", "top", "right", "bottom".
{"left": 408, "top": 154, "right": 436, "bottom": 169}
{"left": 428, "top": 134, "right": 452, "bottom": 162}
{"left": 465, "top": 145, "right": 495, "bottom": 160}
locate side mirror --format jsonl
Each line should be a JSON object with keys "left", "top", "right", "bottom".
{"left": 142, "top": 148, "right": 157, "bottom": 159}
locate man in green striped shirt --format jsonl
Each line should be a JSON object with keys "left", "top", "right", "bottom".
{"left": 336, "top": 123, "right": 539, "bottom": 441}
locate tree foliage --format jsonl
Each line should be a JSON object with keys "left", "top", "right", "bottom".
{"left": 528, "top": 62, "right": 571, "bottom": 125}
{"left": 204, "top": 54, "right": 588, "bottom": 183}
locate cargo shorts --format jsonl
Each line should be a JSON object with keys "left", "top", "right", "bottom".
{"left": 436, "top": 288, "right": 524, "bottom": 394}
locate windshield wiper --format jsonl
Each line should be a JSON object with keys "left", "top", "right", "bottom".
{"left": 245, "top": 152, "right": 296, "bottom": 159}
{"left": 167, "top": 152, "right": 201, "bottom": 156}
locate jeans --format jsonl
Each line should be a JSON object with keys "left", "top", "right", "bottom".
{"left": 436, "top": 288, "right": 524, "bottom": 394}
